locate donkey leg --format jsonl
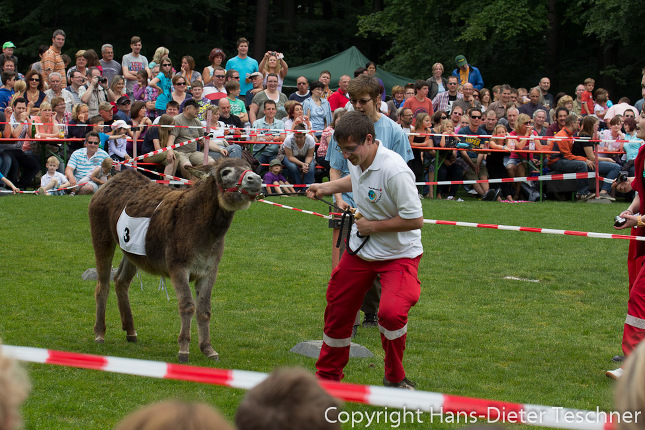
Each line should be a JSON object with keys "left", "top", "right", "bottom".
{"left": 170, "top": 269, "right": 194, "bottom": 363}
{"left": 93, "top": 231, "right": 116, "bottom": 343}
{"left": 114, "top": 257, "right": 139, "bottom": 342}
{"left": 195, "top": 274, "right": 218, "bottom": 361}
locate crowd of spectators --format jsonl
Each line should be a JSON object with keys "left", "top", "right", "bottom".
{"left": 0, "top": 31, "right": 643, "bottom": 201}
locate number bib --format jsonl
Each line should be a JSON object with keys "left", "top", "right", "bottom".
{"left": 116, "top": 207, "right": 151, "bottom": 256}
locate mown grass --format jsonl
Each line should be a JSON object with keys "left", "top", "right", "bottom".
{"left": 0, "top": 193, "right": 631, "bottom": 429}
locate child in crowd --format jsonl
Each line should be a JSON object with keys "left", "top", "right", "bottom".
{"left": 622, "top": 116, "right": 643, "bottom": 176}
{"left": 37, "top": 156, "right": 70, "bottom": 195}
{"left": 108, "top": 120, "right": 131, "bottom": 166}
{"left": 0, "top": 171, "right": 19, "bottom": 193}
{"left": 89, "top": 157, "right": 114, "bottom": 187}
{"left": 581, "top": 77, "right": 595, "bottom": 116}
{"left": 594, "top": 89, "right": 609, "bottom": 122}
{"left": 263, "top": 158, "right": 296, "bottom": 196}
{"left": 225, "top": 80, "right": 248, "bottom": 123}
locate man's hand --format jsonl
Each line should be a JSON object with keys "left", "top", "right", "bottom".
{"left": 306, "top": 183, "right": 325, "bottom": 199}
{"left": 616, "top": 214, "right": 638, "bottom": 230}
{"left": 585, "top": 159, "right": 595, "bottom": 170}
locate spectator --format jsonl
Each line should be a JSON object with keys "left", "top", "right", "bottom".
{"left": 623, "top": 117, "right": 643, "bottom": 176}
{"left": 289, "top": 76, "right": 311, "bottom": 103}
{"left": 457, "top": 107, "right": 490, "bottom": 198}
{"left": 98, "top": 101, "right": 115, "bottom": 129}
{"left": 302, "top": 81, "right": 332, "bottom": 138}
{"left": 403, "top": 80, "right": 434, "bottom": 124}
{"left": 65, "top": 131, "right": 109, "bottom": 194}
{"left": 532, "top": 109, "right": 548, "bottom": 139}
{"left": 481, "top": 109, "right": 498, "bottom": 137}
{"left": 571, "top": 84, "right": 585, "bottom": 115}
{"left": 599, "top": 116, "right": 625, "bottom": 164}
{"left": 51, "top": 96, "right": 71, "bottom": 137}
{"left": 23, "top": 70, "right": 46, "bottom": 115}
{"left": 166, "top": 99, "right": 215, "bottom": 179}
{"left": 0, "top": 41, "right": 18, "bottom": 69}
{"left": 129, "top": 100, "right": 151, "bottom": 156}
{"left": 41, "top": 29, "right": 67, "bottom": 87}
{"left": 432, "top": 75, "right": 462, "bottom": 114}
{"left": 203, "top": 66, "right": 228, "bottom": 103}
{"left": 176, "top": 55, "right": 202, "bottom": 86}
{"left": 149, "top": 56, "right": 174, "bottom": 116}
{"left": 435, "top": 119, "right": 464, "bottom": 200}
{"left": 114, "top": 400, "right": 233, "bottom": 430}
{"left": 426, "top": 62, "right": 447, "bottom": 100}
{"left": 225, "top": 37, "right": 258, "bottom": 97}
{"left": 386, "top": 85, "right": 405, "bottom": 121}
{"left": 2, "top": 97, "right": 39, "bottom": 189}
{"left": 67, "top": 103, "right": 91, "bottom": 151}
{"left": 29, "top": 45, "right": 48, "bottom": 74}
{"left": 109, "top": 76, "right": 127, "bottom": 103}
{"left": 32, "top": 101, "right": 61, "bottom": 141}
{"left": 547, "top": 106, "right": 569, "bottom": 136}
{"left": 236, "top": 367, "right": 341, "bottom": 430}
{"left": 223, "top": 80, "right": 248, "bottom": 123}
{"left": 635, "top": 83, "right": 645, "bottom": 114}
{"left": 252, "top": 99, "right": 286, "bottom": 166}
{"left": 107, "top": 120, "right": 131, "bottom": 165}
{"left": 479, "top": 88, "right": 492, "bottom": 112}
{"left": 506, "top": 113, "right": 538, "bottom": 199}
{"left": 113, "top": 96, "right": 132, "bottom": 123}
{"left": 282, "top": 123, "right": 316, "bottom": 186}
{"left": 581, "top": 77, "right": 595, "bottom": 116}
{"left": 122, "top": 36, "right": 149, "bottom": 99}
{"left": 574, "top": 115, "right": 620, "bottom": 200}
{"left": 133, "top": 69, "right": 149, "bottom": 103}
{"left": 452, "top": 55, "right": 484, "bottom": 90}
{"left": 408, "top": 112, "right": 434, "bottom": 197}
{"left": 283, "top": 101, "right": 311, "bottom": 131}
{"left": 328, "top": 75, "right": 351, "bottom": 112}
{"left": 518, "top": 87, "right": 547, "bottom": 118}
{"left": 217, "top": 97, "right": 243, "bottom": 130}
{"left": 450, "top": 105, "right": 464, "bottom": 129}
{"left": 549, "top": 95, "right": 574, "bottom": 124}
{"left": 82, "top": 68, "right": 110, "bottom": 117}
{"left": 202, "top": 47, "right": 226, "bottom": 86}
{"left": 517, "top": 87, "right": 529, "bottom": 105}
{"left": 0, "top": 341, "right": 30, "bottom": 430}
{"left": 404, "top": 84, "right": 415, "bottom": 100}
{"left": 45, "top": 72, "right": 74, "bottom": 113}
{"left": 538, "top": 77, "right": 554, "bottom": 109}
{"left": 259, "top": 51, "right": 288, "bottom": 93}
{"left": 38, "top": 155, "right": 70, "bottom": 195}
{"left": 487, "top": 124, "right": 514, "bottom": 201}
{"left": 546, "top": 114, "right": 594, "bottom": 200}
{"left": 595, "top": 90, "right": 610, "bottom": 122}
{"left": 316, "top": 108, "right": 345, "bottom": 180}
{"left": 487, "top": 84, "right": 511, "bottom": 119}
{"left": 319, "top": 70, "right": 333, "bottom": 100}
{"left": 263, "top": 158, "right": 296, "bottom": 195}
{"left": 140, "top": 113, "right": 178, "bottom": 178}
{"left": 501, "top": 106, "right": 519, "bottom": 132}
{"left": 453, "top": 82, "right": 481, "bottom": 114}
{"left": 364, "top": 61, "right": 385, "bottom": 101}
{"left": 66, "top": 50, "right": 89, "bottom": 85}
{"left": 249, "top": 73, "right": 288, "bottom": 122}
{"left": 606, "top": 97, "right": 638, "bottom": 122}
{"left": 398, "top": 107, "right": 413, "bottom": 133}
{"left": 99, "top": 44, "right": 121, "bottom": 86}
{"left": 0, "top": 71, "right": 15, "bottom": 112}
{"left": 204, "top": 106, "right": 242, "bottom": 161}
{"left": 66, "top": 70, "right": 87, "bottom": 106}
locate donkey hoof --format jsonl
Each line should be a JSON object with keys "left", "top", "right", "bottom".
{"left": 178, "top": 352, "right": 189, "bottom": 363}
{"left": 207, "top": 352, "right": 220, "bottom": 361}
{"left": 95, "top": 335, "right": 105, "bottom": 343}
{"left": 126, "top": 334, "right": 138, "bottom": 343}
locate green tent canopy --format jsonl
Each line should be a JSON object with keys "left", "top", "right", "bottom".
{"left": 283, "top": 46, "right": 416, "bottom": 94}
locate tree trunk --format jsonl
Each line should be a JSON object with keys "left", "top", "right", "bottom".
{"left": 545, "top": 0, "right": 559, "bottom": 88}
{"left": 254, "top": 0, "right": 270, "bottom": 59}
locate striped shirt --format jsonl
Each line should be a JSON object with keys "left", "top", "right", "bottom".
{"left": 67, "top": 147, "right": 109, "bottom": 181}
{"left": 41, "top": 46, "right": 67, "bottom": 87}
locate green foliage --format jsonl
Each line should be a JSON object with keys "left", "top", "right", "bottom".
{"left": 0, "top": 193, "right": 629, "bottom": 429}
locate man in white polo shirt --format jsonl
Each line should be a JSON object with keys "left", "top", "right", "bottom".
{"left": 65, "top": 131, "right": 109, "bottom": 194}
{"left": 307, "top": 111, "right": 424, "bottom": 390}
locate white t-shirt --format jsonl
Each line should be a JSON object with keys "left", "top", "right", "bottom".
{"left": 347, "top": 141, "right": 423, "bottom": 261}
{"left": 40, "top": 171, "right": 67, "bottom": 191}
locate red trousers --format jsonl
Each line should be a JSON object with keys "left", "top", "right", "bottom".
{"left": 316, "top": 252, "right": 422, "bottom": 383}
{"left": 623, "top": 256, "right": 645, "bottom": 356}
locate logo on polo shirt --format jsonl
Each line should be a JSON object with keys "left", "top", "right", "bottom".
{"left": 367, "top": 187, "right": 382, "bottom": 203}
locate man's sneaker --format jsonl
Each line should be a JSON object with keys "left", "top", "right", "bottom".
{"left": 576, "top": 192, "right": 595, "bottom": 201}
{"left": 612, "top": 355, "right": 625, "bottom": 363}
{"left": 468, "top": 188, "right": 478, "bottom": 195}
{"left": 383, "top": 376, "right": 416, "bottom": 390}
{"left": 606, "top": 368, "right": 623, "bottom": 380}
{"left": 599, "top": 191, "right": 616, "bottom": 201}
{"left": 362, "top": 313, "right": 378, "bottom": 328}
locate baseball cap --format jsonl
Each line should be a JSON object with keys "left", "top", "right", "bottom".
{"left": 269, "top": 158, "right": 282, "bottom": 167}
{"left": 3, "top": 42, "right": 16, "bottom": 49}
{"left": 111, "top": 120, "right": 131, "bottom": 130}
{"left": 116, "top": 95, "right": 131, "bottom": 106}
{"left": 455, "top": 55, "right": 467, "bottom": 67}
{"left": 249, "top": 72, "right": 263, "bottom": 78}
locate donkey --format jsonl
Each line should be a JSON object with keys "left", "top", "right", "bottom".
{"left": 88, "top": 159, "right": 262, "bottom": 362}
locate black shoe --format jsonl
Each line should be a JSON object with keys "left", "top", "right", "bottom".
{"left": 351, "top": 324, "right": 358, "bottom": 339}
{"left": 613, "top": 355, "right": 625, "bottom": 362}
{"left": 482, "top": 189, "right": 496, "bottom": 201}
{"left": 362, "top": 313, "right": 378, "bottom": 328}
{"left": 383, "top": 376, "right": 416, "bottom": 390}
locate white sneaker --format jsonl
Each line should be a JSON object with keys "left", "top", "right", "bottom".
{"left": 446, "top": 196, "right": 455, "bottom": 200}
{"left": 468, "top": 189, "right": 478, "bottom": 195}
{"left": 606, "top": 368, "right": 623, "bottom": 380}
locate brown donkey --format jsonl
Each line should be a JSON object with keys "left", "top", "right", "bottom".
{"left": 89, "top": 159, "right": 262, "bottom": 362}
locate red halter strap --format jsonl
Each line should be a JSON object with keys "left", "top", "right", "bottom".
{"left": 219, "top": 169, "right": 260, "bottom": 198}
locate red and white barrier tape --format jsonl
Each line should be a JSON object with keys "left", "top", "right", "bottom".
{"left": 1, "top": 345, "right": 616, "bottom": 430}
{"left": 258, "top": 198, "right": 331, "bottom": 219}
{"left": 419, "top": 172, "right": 613, "bottom": 186}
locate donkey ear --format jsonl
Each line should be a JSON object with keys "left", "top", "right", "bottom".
{"left": 185, "top": 164, "right": 217, "bottom": 180}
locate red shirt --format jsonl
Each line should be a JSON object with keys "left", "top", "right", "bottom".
{"left": 581, "top": 91, "right": 594, "bottom": 115}
{"left": 328, "top": 89, "right": 349, "bottom": 112}
{"left": 402, "top": 96, "right": 434, "bottom": 126}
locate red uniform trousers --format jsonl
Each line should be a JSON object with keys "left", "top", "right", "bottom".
{"left": 316, "top": 252, "right": 422, "bottom": 383}
{"left": 623, "top": 259, "right": 645, "bottom": 356}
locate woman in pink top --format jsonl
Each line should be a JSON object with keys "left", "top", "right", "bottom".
{"left": 506, "top": 113, "right": 538, "bottom": 199}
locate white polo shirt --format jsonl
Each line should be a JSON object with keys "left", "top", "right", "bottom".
{"left": 347, "top": 141, "right": 423, "bottom": 261}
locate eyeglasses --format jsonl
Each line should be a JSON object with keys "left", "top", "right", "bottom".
{"left": 161, "top": 64, "right": 171, "bottom": 67}
{"left": 470, "top": 115, "right": 482, "bottom": 119}
{"left": 335, "top": 145, "right": 360, "bottom": 155}
{"left": 350, "top": 97, "right": 373, "bottom": 106}
{"left": 30, "top": 78, "right": 40, "bottom": 82}
{"left": 120, "top": 100, "right": 131, "bottom": 105}
{"left": 175, "top": 82, "right": 186, "bottom": 86}
{"left": 232, "top": 76, "right": 240, "bottom": 80}
{"left": 447, "top": 82, "right": 458, "bottom": 86}
{"left": 441, "top": 116, "right": 447, "bottom": 120}
{"left": 214, "top": 74, "right": 225, "bottom": 78}
{"left": 87, "top": 141, "right": 99, "bottom": 145}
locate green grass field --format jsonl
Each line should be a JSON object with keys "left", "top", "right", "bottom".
{"left": 0, "top": 193, "right": 632, "bottom": 429}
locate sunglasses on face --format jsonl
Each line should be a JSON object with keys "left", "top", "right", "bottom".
{"left": 175, "top": 82, "right": 186, "bottom": 86}
{"left": 30, "top": 78, "right": 40, "bottom": 82}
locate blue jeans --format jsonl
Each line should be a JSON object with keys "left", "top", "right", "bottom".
{"left": 0, "top": 150, "right": 12, "bottom": 177}
{"left": 283, "top": 156, "right": 315, "bottom": 186}
{"left": 209, "top": 144, "right": 242, "bottom": 160}
{"left": 550, "top": 158, "right": 589, "bottom": 195}
{"left": 597, "top": 161, "right": 620, "bottom": 193}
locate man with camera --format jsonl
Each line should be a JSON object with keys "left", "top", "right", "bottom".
{"left": 81, "top": 68, "right": 110, "bottom": 116}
